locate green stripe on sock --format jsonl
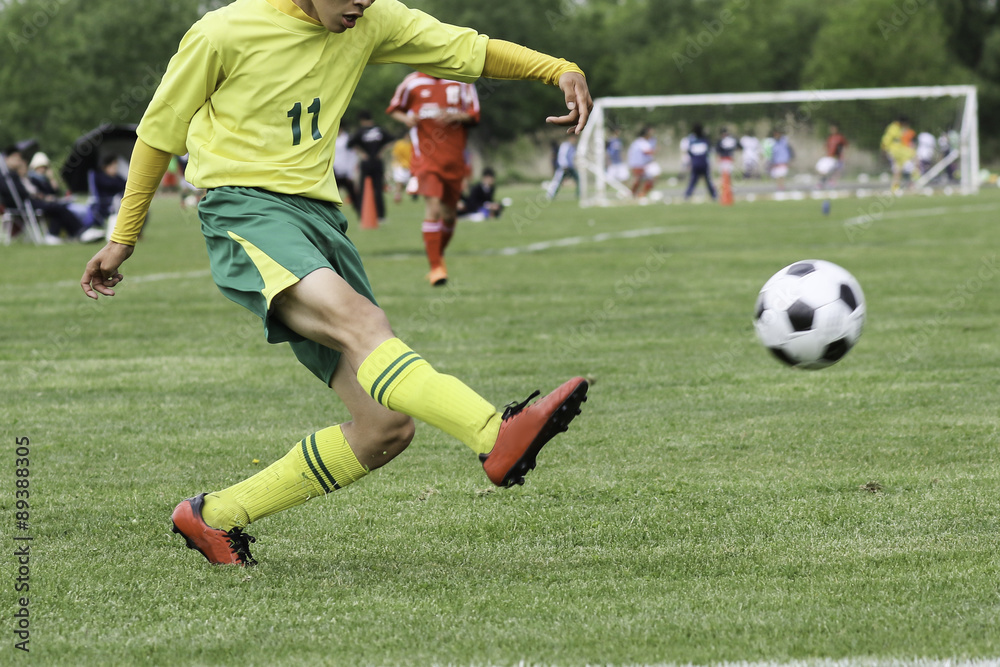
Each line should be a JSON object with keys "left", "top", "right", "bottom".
{"left": 301, "top": 437, "right": 331, "bottom": 493}
{"left": 309, "top": 432, "right": 341, "bottom": 491}
{"left": 376, "top": 355, "right": 423, "bottom": 405}
{"left": 369, "top": 351, "right": 420, "bottom": 401}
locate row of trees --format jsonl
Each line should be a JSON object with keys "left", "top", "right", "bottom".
{"left": 1, "top": 0, "right": 997, "bottom": 162}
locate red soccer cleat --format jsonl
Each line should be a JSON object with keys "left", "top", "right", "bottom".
{"left": 480, "top": 377, "right": 589, "bottom": 487}
{"left": 170, "top": 493, "right": 257, "bottom": 566}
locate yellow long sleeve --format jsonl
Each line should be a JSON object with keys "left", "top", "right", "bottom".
{"left": 482, "top": 39, "right": 584, "bottom": 85}
{"left": 110, "top": 139, "right": 173, "bottom": 246}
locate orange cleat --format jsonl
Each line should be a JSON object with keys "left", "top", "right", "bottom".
{"left": 480, "top": 377, "right": 589, "bottom": 487}
{"left": 428, "top": 265, "right": 448, "bottom": 287}
{"left": 170, "top": 493, "right": 257, "bottom": 566}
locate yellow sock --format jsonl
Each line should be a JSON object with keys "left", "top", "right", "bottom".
{"left": 201, "top": 425, "right": 368, "bottom": 530}
{"left": 357, "top": 338, "right": 502, "bottom": 455}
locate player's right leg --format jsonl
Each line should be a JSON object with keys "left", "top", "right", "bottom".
{"left": 276, "top": 268, "right": 590, "bottom": 488}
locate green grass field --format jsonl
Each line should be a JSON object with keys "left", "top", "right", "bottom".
{"left": 2, "top": 185, "right": 999, "bottom": 666}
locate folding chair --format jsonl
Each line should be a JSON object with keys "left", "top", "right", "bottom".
{"left": 0, "top": 156, "right": 45, "bottom": 245}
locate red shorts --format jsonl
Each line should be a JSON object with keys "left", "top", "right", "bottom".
{"left": 416, "top": 171, "right": 464, "bottom": 208}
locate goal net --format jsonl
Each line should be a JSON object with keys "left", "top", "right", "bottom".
{"left": 577, "top": 86, "right": 979, "bottom": 207}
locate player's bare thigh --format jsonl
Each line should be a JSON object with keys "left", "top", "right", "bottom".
{"left": 272, "top": 267, "right": 392, "bottom": 372}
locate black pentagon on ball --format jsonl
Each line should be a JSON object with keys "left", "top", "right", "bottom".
{"left": 768, "top": 347, "right": 797, "bottom": 366}
{"left": 754, "top": 297, "right": 765, "bottom": 320}
{"left": 840, "top": 283, "right": 858, "bottom": 311}
{"left": 786, "top": 299, "right": 815, "bottom": 331}
{"left": 822, "top": 337, "right": 851, "bottom": 362}
{"left": 786, "top": 262, "right": 816, "bottom": 277}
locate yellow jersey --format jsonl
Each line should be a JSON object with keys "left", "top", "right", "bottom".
{"left": 137, "top": 0, "right": 487, "bottom": 204}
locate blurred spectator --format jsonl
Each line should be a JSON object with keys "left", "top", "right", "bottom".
{"left": 92, "top": 154, "right": 127, "bottom": 224}
{"left": 1, "top": 145, "right": 102, "bottom": 244}
{"left": 715, "top": 127, "right": 738, "bottom": 176}
{"left": 916, "top": 130, "right": 937, "bottom": 176}
{"left": 684, "top": 123, "right": 716, "bottom": 200}
{"left": 881, "top": 115, "right": 916, "bottom": 192}
{"left": 390, "top": 136, "right": 414, "bottom": 204}
{"left": 27, "top": 152, "right": 62, "bottom": 196}
{"left": 334, "top": 128, "right": 360, "bottom": 214}
{"left": 937, "top": 128, "right": 960, "bottom": 182}
{"left": 740, "top": 129, "right": 761, "bottom": 179}
{"left": 458, "top": 168, "right": 505, "bottom": 221}
{"left": 628, "top": 126, "right": 657, "bottom": 198}
{"left": 605, "top": 127, "right": 628, "bottom": 183}
{"left": 546, "top": 134, "right": 579, "bottom": 200}
{"left": 769, "top": 129, "right": 793, "bottom": 190}
{"left": 348, "top": 110, "right": 394, "bottom": 221}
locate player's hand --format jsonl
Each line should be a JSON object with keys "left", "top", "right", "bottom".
{"left": 81, "top": 241, "right": 134, "bottom": 300}
{"left": 547, "top": 72, "right": 593, "bottom": 135}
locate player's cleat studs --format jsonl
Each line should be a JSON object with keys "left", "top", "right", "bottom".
{"left": 170, "top": 493, "right": 258, "bottom": 566}
{"left": 480, "top": 377, "right": 589, "bottom": 488}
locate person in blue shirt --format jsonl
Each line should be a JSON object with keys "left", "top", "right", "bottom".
{"left": 605, "top": 127, "right": 628, "bottom": 183}
{"left": 684, "top": 123, "right": 716, "bottom": 201}
{"left": 769, "top": 128, "right": 793, "bottom": 190}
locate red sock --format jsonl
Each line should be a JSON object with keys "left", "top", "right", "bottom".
{"left": 422, "top": 220, "right": 443, "bottom": 269}
{"left": 441, "top": 221, "right": 456, "bottom": 253}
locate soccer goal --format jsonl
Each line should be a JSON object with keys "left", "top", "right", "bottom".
{"left": 577, "top": 85, "right": 979, "bottom": 207}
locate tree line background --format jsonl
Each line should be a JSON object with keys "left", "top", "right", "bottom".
{"left": 1, "top": 0, "right": 998, "bottom": 165}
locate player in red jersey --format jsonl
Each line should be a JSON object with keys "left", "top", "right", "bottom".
{"left": 388, "top": 73, "right": 480, "bottom": 286}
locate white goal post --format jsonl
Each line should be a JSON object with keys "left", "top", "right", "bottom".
{"left": 577, "top": 85, "right": 979, "bottom": 207}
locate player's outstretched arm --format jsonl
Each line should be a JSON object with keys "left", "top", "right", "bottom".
{"left": 481, "top": 40, "right": 593, "bottom": 134}
{"left": 80, "top": 138, "right": 171, "bottom": 299}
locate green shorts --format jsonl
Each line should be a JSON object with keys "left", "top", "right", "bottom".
{"left": 198, "top": 186, "right": 376, "bottom": 385}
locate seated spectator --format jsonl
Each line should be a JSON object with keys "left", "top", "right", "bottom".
{"left": 28, "top": 152, "right": 63, "bottom": 197}
{"left": 92, "top": 154, "right": 127, "bottom": 223}
{"left": 457, "top": 168, "right": 505, "bottom": 221}
{"left": 1, "top": 146, "right": 102, "bottom": 244}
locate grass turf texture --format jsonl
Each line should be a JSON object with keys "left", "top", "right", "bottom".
{"left": 2, "top": 188, "right": 999, "bottom": 666}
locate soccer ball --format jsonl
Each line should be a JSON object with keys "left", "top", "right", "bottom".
{"left": 753, "top": 260, "right": 865, "bottom": 369}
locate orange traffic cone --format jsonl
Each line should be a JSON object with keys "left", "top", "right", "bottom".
{"left": 720, "top": 169, "right": 734, "bottom": 206}
{"left": 360, "top": 176, "right": 379, "bottom": 229}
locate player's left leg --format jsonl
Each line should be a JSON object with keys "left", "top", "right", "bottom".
{"left": 172, "top": 357, "right": 414, "bottom": 566}
{"left": 438, "top": 176, "right": 462, "bottom": 255}
{"left": 419, "top": 174, "right": 448, "bottom": 285}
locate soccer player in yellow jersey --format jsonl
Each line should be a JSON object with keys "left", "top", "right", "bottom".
{"left": 880, "top": 115, "right": 916, "bottom": 193}
{"left": 79, "top": 0, "right": 593, "bottom": 566}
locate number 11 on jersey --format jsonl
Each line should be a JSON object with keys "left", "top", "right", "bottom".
{"left": 287, "top": 97, "right": 322, "bottom": 146}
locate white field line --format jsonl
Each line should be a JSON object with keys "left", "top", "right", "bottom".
{"left": 380, "top": 225, "right": 693, "bottom": 261}
{"left": 484, "top": 225, "right": 693, "bottom": 256}
{"left": 54, "top": 269, "right": 212, "bottom": 289}
{"left": 47, "top": 226, "right": 687, "bottom": 290}
{"left": 842, "top": 202, "right": 1000, "bottom": 227}
{"left": 454, "top": 659, "right": 1000, "bottom": 667}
